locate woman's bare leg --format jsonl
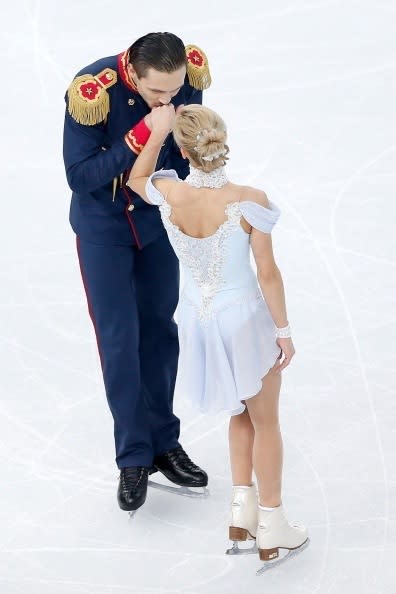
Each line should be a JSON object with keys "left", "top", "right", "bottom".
{"left": 228, "top": 407, "right": 254, "bottom": 486}
{"left": 245, "top": 366, "right": 283, "bottom": 507}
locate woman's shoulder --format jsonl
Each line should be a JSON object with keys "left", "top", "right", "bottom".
{"left": 237, "top": 186, "right": 280, "bottom": 233}
{"left": 238, "top": 185, "right": 270, "bottom": 208}
{"left": 146, "top": 170, "right": 181, "bottom": 205}
{"left": 150, "top": 169, "right": 180, "bottom": 185}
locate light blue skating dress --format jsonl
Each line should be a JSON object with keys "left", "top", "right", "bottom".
{"left": 146, "top": 168, "right": 281, "bottom": 416}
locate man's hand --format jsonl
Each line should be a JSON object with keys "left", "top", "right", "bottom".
{"left": 143, "top": 111, "right": 153, "bottom": 130}
{"left": 151, "top": 104, "right": 176, "bottom": 137}
{"left": 144, "top": 103, "right": 183, "bottom": 132}
{"left": 144, "top": 104, "right": 176, "bottom": 139}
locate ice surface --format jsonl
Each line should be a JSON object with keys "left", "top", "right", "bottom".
{"left": 1, "top": 1, "right": 395, "bottom": 592}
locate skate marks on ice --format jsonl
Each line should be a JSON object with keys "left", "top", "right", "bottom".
{"left": 256, "top": 537, "right": 310, "bottom": 575}
{"left": 148, "top": 479, "right": 210, "bottom": 499}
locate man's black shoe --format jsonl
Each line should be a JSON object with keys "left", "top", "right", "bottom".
{"left": 152, "top": 446, "right": 208, "bottom": 487}
{"left": 117, "top": 467, "right": 149, "bottom": 511}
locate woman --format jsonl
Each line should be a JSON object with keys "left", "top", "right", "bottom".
{"left": 128, "top": 104, "right": 308, "bottom": 563}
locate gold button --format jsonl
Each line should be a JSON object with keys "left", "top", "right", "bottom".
{"left": 127, "top": 204, "right": 135, "bottom": 212}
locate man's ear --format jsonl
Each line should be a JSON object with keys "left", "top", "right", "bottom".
{"left": 127, "top": 63, "right": 138, "bottom": 82}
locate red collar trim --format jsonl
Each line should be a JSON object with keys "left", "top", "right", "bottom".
{"left": 117, "top": 49, "right": 139, "bottom": 93}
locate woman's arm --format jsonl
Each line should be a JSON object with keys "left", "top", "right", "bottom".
{"left": 127, "top": 104, "right": 176, "bottom": 202}
{"left": 250, "top": 232, "right": 288, "bottom": 328}
{"left": 250, "top": 222, "right": 295, "bottom": 372}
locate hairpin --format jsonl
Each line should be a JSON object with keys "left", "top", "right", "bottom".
{"left": 202, "top": 149, "right": 227, "bottom": 161}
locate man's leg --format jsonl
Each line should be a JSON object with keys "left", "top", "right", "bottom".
{"left": 134, "top": 232, "right": 180, "bottom": 455}
{"left": 76, "top": 238, "right": 153, "bottom": 468}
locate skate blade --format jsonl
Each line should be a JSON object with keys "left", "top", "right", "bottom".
{"left": 256, "top": 537, "right": 310, "bottom": 575}
{"left": 226, "top": 541, "right": 258, "bottom": 555}
{"left": 127, "top": 510, "right": 138, "bottom": 520}
{"left": 148, "top": 479, "right": 210, "bottom": 499}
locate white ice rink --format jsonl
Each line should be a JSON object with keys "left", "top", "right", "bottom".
{"left": 1, "top": 1, "right": 395, "bottom": 592}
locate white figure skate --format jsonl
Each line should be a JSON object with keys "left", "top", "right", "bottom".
{"left": 256, "top": 504, "right": 309, "bottom": 574}
{"left": 226, "top": 484, "right": 258, "bottom": 555}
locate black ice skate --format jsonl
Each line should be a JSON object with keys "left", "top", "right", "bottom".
{"left": 148, "top": 446, "right": 209, "bottom": 498}
{"left": 117, "top": 467, "right": 149, "bottom": 516}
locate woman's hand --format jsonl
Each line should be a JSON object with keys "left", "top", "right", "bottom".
{"left": 274, "top": 337, "right": 295, "bottom": 373}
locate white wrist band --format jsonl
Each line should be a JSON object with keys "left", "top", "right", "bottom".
{"left": 276, "top": 324, "right": 291, "bottom": 338}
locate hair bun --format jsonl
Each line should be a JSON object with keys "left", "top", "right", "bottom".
{"left": 194, "top": 128, "right": 227, "bottom": 161}
{"left": 172, "top": 104, "right": 230, "bottom": 172}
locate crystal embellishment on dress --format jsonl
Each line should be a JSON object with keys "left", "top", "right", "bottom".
{"left": 184, "top": 165, "right": 228, "bottom": 189}
{"left": 154, "top": 165, "right": 239, "bottom": 320}
{"left": 158, "top": 201, "right": 242, "bottom": 321}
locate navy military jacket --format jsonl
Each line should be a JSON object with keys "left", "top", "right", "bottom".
{"left": 63, "top": 50, "right": 202, "bottom": 248}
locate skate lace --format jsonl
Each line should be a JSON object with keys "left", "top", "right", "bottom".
{"left": 120, "top": 467, "right": 146, "bottom": 491}
{"left": 167, "top": 447, "right": 199, "bottom": 471}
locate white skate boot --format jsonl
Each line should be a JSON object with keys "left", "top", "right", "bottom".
{"left": 256, "top": 504, "right": 309, "bottom": 574}
{"left": 226, "top": 484, "right": 258, "bottom": 555}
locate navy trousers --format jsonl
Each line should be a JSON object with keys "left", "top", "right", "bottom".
{"left": 77, "top": 232, "right": 181, "bottom": 468}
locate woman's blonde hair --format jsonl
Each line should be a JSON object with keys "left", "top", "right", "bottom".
{"left": 173, "top": 104, "right": 229, "bottom": 173}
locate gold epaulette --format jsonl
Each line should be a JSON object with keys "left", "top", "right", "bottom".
{"left": 67, "top": 68, "right": 117, "bottom": 125}
{"left": 185, "top": 45, "right": 211, "bottom": 91}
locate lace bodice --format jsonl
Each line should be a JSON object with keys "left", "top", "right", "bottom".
{"left": 145, "top": 169, "right": 281, "bottom": 321}
{"left": 160, "top": 200, "right": 244, "bottom": 319}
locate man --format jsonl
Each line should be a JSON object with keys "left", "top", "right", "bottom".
{"left": 63, "top": 32, "right": 210, "bottom": 512}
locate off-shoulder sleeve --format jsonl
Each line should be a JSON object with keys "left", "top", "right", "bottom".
{"left": 239, "top": 200, "right": 281, "bottom": 233}
{"left": 145, "top": 169, "right": 180, "bottom": 205}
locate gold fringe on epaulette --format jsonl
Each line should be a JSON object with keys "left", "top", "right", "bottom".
{"left": 112, "top": 173, "right": 123, "bottom": 201}
{"left": 67, "top": 74, "right": 110, "bottom": 126}
{"left": 112, "top": 176, "right": 117, "bottom": 201}
{"left": 185, "top": 45, "right": 212, "bottom": 91}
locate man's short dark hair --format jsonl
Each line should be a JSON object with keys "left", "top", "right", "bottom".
{"left": 128, "top": 32, "right": 187, "bottom": 78}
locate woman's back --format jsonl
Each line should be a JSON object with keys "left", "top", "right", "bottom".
{"left": 146, "top": 169, "right": 280, "bottom": 322}
{"left": 165, "top": 181, "right": 252, "bottom": 238}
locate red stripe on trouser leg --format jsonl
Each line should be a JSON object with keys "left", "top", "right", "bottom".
{"left": 76, "top": 236, "right": 104, "bottom": 370}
